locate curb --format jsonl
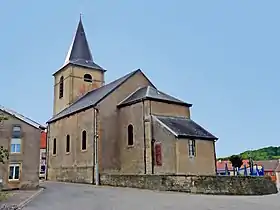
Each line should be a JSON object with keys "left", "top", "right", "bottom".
{"left": 17, "top": 188, "right": 44, "bottom": 209}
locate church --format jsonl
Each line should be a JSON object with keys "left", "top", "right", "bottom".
{"left": 46, "top": 17, "right": 218, "bottom": 184}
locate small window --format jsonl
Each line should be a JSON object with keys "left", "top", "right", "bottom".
{"left": 12, "top": 125, "right": 21, "bottom": 138}
{"left": 188, "top": 140, "right": 196, "bottom": 157}
{"left": 40, "top": 165, "right": 46, "bottom": 174}
{"left": 66, "top": 135, "right": 70, "bottom": 153}
{"left": 82, "top": 130, "right": 87, "bottom": 150}
{"left": 9, "top": 164, "right": 20, "bottom": 180}
{"left": 84, "top": 74, "right": 92, "bottom": 83}
{"left": 53, "top": 138, "right": 57, "bottom": 155}
{"left": 11, "top": 138, "right": 21, "bottom": 153}
{"left": 127, "top": 124, "right": 134, "bottom": 146}
{"left": 59, "top": 76, "right": 64, "bottom": 98}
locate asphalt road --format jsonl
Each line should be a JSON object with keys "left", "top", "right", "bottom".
{"left": 23, "top": 181, "right": 280, "bottom": 210}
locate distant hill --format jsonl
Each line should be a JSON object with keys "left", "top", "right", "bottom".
{"left": 219, "top": 146, "right": 280, "bottom": 161}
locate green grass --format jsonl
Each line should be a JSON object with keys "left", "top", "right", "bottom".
{"left": 0, "top": 192, "right": 11, "bottom": 202}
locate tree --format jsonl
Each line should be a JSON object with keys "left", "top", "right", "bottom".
{"left": 0, "top": 115, "right": 9, "bottom": 163}
{"left": 229, "top": 155, "right": 243, "bottom": 176}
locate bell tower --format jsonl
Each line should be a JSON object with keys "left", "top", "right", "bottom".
{"left": 52, "top": 16, "right": 106, "bottom": 115}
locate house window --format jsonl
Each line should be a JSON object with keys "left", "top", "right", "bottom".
{"left": 66, "top": 135, "right": 70, "bottom": 153}
{"left": 53, "top": 138, "right": 57, "bottom": 155}
{"left": 84, "top": 74, "right": 92, "bottom": 83}
{"left": 59, "top": 76, "right": 64, "bottom": 98}
{"left": 127, "top": 124, "right": 134, "bottom": 146}
{"left": 188, "top": 140, "right": 196, "bottom": 157}
{"left": 9, "top": 164, "right": 20, "bottom": 181}
{"left": 12, "top": 125, "right": 21, "bottom": 138}
{"left": 155, "top": 142, "right": 162, "bottom": 166}
{"left": 11, "top": 138, "right": 21, "bottom": 153}
{"left": 82, "top": 130, "right": 87, "bottom": 150}
{"left": 40, "top": 165, "right": 46, "bottom": 174}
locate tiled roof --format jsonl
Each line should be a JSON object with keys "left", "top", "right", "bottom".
{"left": 254, "top": 160, "right": 280, "bottom": 171}
{"left": 55, "top": 17, "right": 105, "bottom": 75}
{"left": 117, "top": 86, "right": 192, "bottom": 108}
{"left": 216, "top": 160, "right": 250, "bottom": 171}
{"left": 153, "top": 115, "right": 218, "bottom": 140}
{"left": 216, "top": 159, "right": 280, "bottom": 172}
{"left": 0, "top": 105, "right": 44, "bottom": 129}
{"left": 47, "top": 69, "right": 145, "bottom": 123}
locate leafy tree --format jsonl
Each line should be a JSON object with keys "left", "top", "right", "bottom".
{"left": 0, "top": 115, "right": 9, "bottom": 163}
{"left": 229, "top": 155, "right": 243, "bottom": 175}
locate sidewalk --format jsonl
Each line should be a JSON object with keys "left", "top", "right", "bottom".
{"left": 0, "top": 188, "right": 43, "bottom": 209}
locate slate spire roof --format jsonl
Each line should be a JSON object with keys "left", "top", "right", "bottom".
{"left": 117, "top": 86, "right": 192, "bottom": 108}
{"left": 61, "top": 17, "right": 105, "bottom": 71}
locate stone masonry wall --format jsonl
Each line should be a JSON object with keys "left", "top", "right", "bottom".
{"left": 48, "top": 166, "right": 93, "bottom": 184}
{"left": 100, "top": 174, "right": 278, "bottom": 195}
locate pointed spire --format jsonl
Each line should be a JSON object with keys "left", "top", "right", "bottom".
{"left": 63, "top": 16, "right": 105, "bottom": 71}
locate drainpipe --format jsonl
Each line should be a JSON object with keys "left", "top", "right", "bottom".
{"left": 142, "top": 100, "right": 147, "bottom": 174}
{"left": 213, "top": 140, "right": 217, "bottom": 175}
{"left": 45, "top": 125, "right": 50, "bottom": 180}
{"left": 149, "top": 101, "right": 155, "bottom": 174}
{"left": 94, "top": 108, "right": 99, "bottom": 185}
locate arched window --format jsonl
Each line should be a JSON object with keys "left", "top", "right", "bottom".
{"left": 53, "top": 138, "right": 56, "bottom": 155}
{"left": 84, "top": 74, "right": 92, "bottom": 83}
{"left": 82, "top": 130, "right": 87, "bottom": 150}
{"left": 59, "top": 76, "right": 64, "bottom": 98}
{"left": 66, "top": 135, "right": 70, "bottom": 153}
{"left": 127, "top": 124, "right": 134, "bottom": 146}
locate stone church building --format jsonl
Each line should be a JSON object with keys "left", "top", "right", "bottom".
{"left": 46, "top": 18, "right": 218, "bottom": 184}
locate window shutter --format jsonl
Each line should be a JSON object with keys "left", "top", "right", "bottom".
{"left": 155, "top": 142, "right": 162, "bottom": 166}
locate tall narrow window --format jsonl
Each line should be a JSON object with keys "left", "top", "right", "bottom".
{"left": 84, "top": 74, "right": 92, "bottom": 83}
{"left": 188, "top": 140, "right": 196, "bottom": 157}
{"left": 59, "top": 76, "right": 64, "bottom": 98}
{"left": 66, "top": 135, "right": 70, "bottom": 153}
{"left": 53, "top": 138, "right": 56, "bottom": 155}
{"left": 11, "top": 125, "right": 21, "bottom": 153}
{"left": 127, "top": 124, "right": 134, "bottom": 146}
{"left": 82, "top": 130, "right": 87, "bottom": 150}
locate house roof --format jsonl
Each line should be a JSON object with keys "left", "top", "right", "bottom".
{"left": 216, "top": 159, "right": 280, "bottom": 172}
{"left": 153, "top": 115, "right": 218, "bottom": 140}
{"left": 54, "top": 17, "right": 105, "bottom": 75}
{"left": 48, "top": 69, "right": 152, "bottom": 123}
{"left": 117, "top": 86, "right": 192, "bottom": 108}
{"left": 216, "top": 160, "right": 250, "bottom": 171}
{"left": 254, "top": 160, "right": 280, "bottom": 171}
{"left": 0, "top": 105, "right": 45, "bottom": 129}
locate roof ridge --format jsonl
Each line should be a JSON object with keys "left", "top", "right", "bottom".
{"left": 0, "top": 105, "right": 44, "bottom": 129}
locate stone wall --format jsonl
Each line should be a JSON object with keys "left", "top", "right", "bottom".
{"left": 48, "top": 167, "right": 93, "bottom": 184}
{"left": 100, "top": 174, "right": 278, "bottom": 195}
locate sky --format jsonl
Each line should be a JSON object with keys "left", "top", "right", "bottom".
{"left": 0, "top": 1, "right": 279, "bottom": 157}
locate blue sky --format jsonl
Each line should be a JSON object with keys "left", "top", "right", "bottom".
{"left": 1, "top": 1, "right": 279, "bottom": 157}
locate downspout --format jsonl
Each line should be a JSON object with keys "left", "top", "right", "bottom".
{"left": 213, "top": 140, "right": 217, "bottom": 175}
{"left": 94, "top": 107, "right": 99, "bottom": 185}
{"left": 46, "top": 124, "right": 50, "bottom": 180}
{"left": 149, "top": 101, "right": 155, "bottom": 174}
{"left": 142, "top": 100, "right": 147, "bottom": 174}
